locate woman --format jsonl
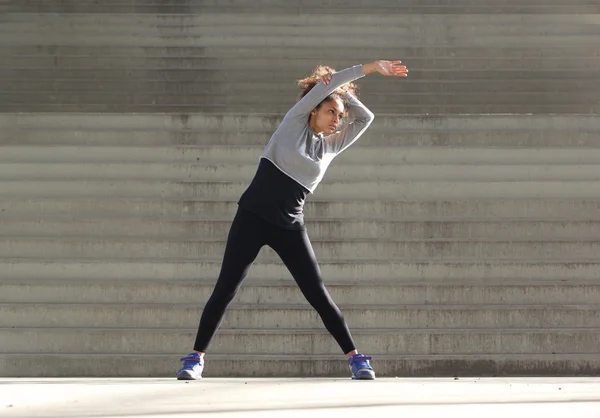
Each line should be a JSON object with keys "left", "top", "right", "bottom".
{"left": 177, "top": 60, "right": 409, "bottom": 380}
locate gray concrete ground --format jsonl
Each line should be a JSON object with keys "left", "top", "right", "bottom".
{"left": 1, "top": 377, "right": 599, "bottom": 418}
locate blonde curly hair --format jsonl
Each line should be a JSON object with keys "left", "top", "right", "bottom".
{"left": 297, "top": 65, "right": 359, "bottom": 110}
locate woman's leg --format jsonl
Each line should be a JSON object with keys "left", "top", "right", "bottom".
{"left": 269, "top": 228, "right": 375, "bottom": 379}
{"left": 192, "top": 208, "right": 266, "bottom": 352}
{"left": 269, "top": 228, "right": 357, "bottom": 355}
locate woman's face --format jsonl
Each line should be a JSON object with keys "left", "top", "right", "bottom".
{"left": 311, "top": 98, "right": 345, "bottom": 134}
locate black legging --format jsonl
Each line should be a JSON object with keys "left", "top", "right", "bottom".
{"left": 193, "top": 207, "right": 357, "bottom": 354}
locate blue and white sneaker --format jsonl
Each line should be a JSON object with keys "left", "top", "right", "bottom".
{"left": 348, "top": 353, "right": 376, "bottom": 380}
{"left": 176, "top": 353, "right": 204, "bottom": 380}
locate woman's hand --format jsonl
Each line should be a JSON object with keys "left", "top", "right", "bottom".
{"left": 320, "top": 71, "right": 333, "bottom": 85}
{"left": 376, "top": 60, "right": 408, "bottom": 76}
{"left": 363, "top": 60, "right": 408, "bottom": 77}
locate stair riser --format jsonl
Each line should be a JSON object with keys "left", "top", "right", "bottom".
{"left": 6, "top": 180, "right": 600, "bottom": 199}
{"left": 6, "top": 45, "right": 600, "bottom": 59}
{"left": 5, "top": 68, "right": 600, "bottom": 83}
{"left": 2, "top": 306, "right": 598, "bottom": 328}
{"left": 2, "top": 104, "right": 598, "bottom": 114}
{"left": 3, "top": 220, "right": 600, "bottom": 241}
{"left": 2, "top": 91, "right": 597, "bottom": 106}
{"left": 2, "top": 329, "right": 598, "bottom": 355}
{"left": 6, "top": 163, "right": 600, "bottom": 182}
{"left": 6, "top": 24, "right": 600, "bottom": 39}
{"left": 3, "top": 239, "right": 600, "bottom": 260}
{"left": 1, "top": 260, "right": 597, "bottom": 281}
{"left": 2, "top": 282, "right": 599, "bottom": 305}
{"left": 5, "top": 2, "right": 598, "bottom": 15}
{"left": 3, "top": 199, "right": 600, "bottom": 221}
{"left": 2, "top": 114, "right": 596, "bottom": 131}
{"left": 5, "top": 13, "right": 598, "bottom": 27}
{"left": 4, "top": 131, "right": 600, "bottom": 147}
{"left": 3, "top": 33, "right": 599, "bottom": 48}
{"left": 7, "top": 147, "right": 600, "bottom": 165}
{"left": 2, "top": 354, "right": 600, "bottom": 377}
{"left": 3, "top": 76, "right": 600, "bottom": 88}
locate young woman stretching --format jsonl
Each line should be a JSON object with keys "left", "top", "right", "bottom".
{"left": 177, "top": 60, "right": 409, "bottom": 380}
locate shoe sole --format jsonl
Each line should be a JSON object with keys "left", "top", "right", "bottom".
{"left": 352, "top": 371, "right": 376, "bottom": 380}
{"left": 177, "top": 370, "right": 201, "bottom": 380}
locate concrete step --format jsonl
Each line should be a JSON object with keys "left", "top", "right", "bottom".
{"left": 5, "top": 20, "right": 599, "bottom": 39}
{"left": 1, "top": 258, "right": 598, "bottom": 281}
{"left": 7, "top": 94, "right": 598, "bottom": 112}
{"left": 6, "top": 1, "right": 599, "bottom": 15}
{"left": 3, "top": 31, "right": 599, "bottom": 48}
{"left": 2, "top": 237, "right": 600, "bottom": 260}
{"left": 2, "top": 115, "right": 598, "bottom": 144}
{"left": 3, "top": 327, "right": 599, "bottom": 356}
{"left": 3, "top": 11, "right": 597, "bottom": 115}
{"left": 2, "top": 278, "right": 598, "bottom": 305}
{"left": 4, "top": 179, "right": 600, "bottom": 199}
{"left": 3, "top": 5, "right": 599, "bottom": 380}
{"left": 8, "top": 146, "right": 600, "bottom": 165}
{"left": 4, "top": 130, "right": 600, "bottom": 148}
{"left": 6, "top": 13, "right": 597, "bottom": 28}
{"left": 4, "top": 163, "right": 600, "bottom": 182}
{"left": 1, "top": 353, "right": 598, "bottom": 378}
{"left": 6, "top": 45, "right": 599, "bottom": 60}
{"left": 3, "top": 113, "right": 597, "bottom": 132}
{"left": 5, "top": 79, "right": 600, "bottom": 94}
{"left": 8, "top": 65, "right": 598, "bottom": 78}
{"left": 7, "top": 68, "right": 600, "bottom": 83}
{"left": 6, "top": 13, "right": 598, "bottom": 28}
{"left": 3, "top": 91, "right": 597, "bottom": 108}
{"left": 2, "top": 197, "right": 600, "bottom": 220}
{"left": 2, "top": 302, "right": 599, "bottom": 328}
{"left": 3, "top": 219, "right": 600, "bottom": 241}
{"left": 3, "top": 102, "right": 597, "bottom": 114}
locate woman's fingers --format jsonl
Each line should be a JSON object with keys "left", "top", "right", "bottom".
{"left": 376, "top": 60, "right": 408, "bottom": 77}
{"left": 390, "top": 62, "right": 408, "bottom": 76}
{"left": 322, "top": 72, "right": 333, "bottom": 84}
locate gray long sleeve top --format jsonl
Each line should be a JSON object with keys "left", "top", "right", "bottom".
{"left": 261, "top": 64, "right": 375, "bottom": 193}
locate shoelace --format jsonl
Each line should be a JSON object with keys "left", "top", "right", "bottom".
{"left": 180, "top": 355, "right": 201, "bottom": 363}
{"left": 350, "top": 355, "right": 373, "bottom": 364}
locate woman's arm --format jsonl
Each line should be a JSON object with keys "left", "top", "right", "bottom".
{"left": 362, "top": 60, "right": 407, "bottom": 77}
{"left": 326, "top": 91, "right": 375, "bottom": 154}
{"left": 325, "top": 61, "right": 407, "bottom": 154}
{"left": 284, "top": 60, "right": 407, "bottom": 121}
{"left": 284, "top": 64, "right": 365, "bottom": 121}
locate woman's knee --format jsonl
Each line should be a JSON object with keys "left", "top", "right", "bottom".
{"left": 304, "top": 287, "right": 339, "bottom": 312}
{"left": 205, "top": 285, "right": 238, "bottom": 310}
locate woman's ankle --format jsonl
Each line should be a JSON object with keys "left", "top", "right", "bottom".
{"left": 345, "top": 350, "right": 358, "bottom": 359}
